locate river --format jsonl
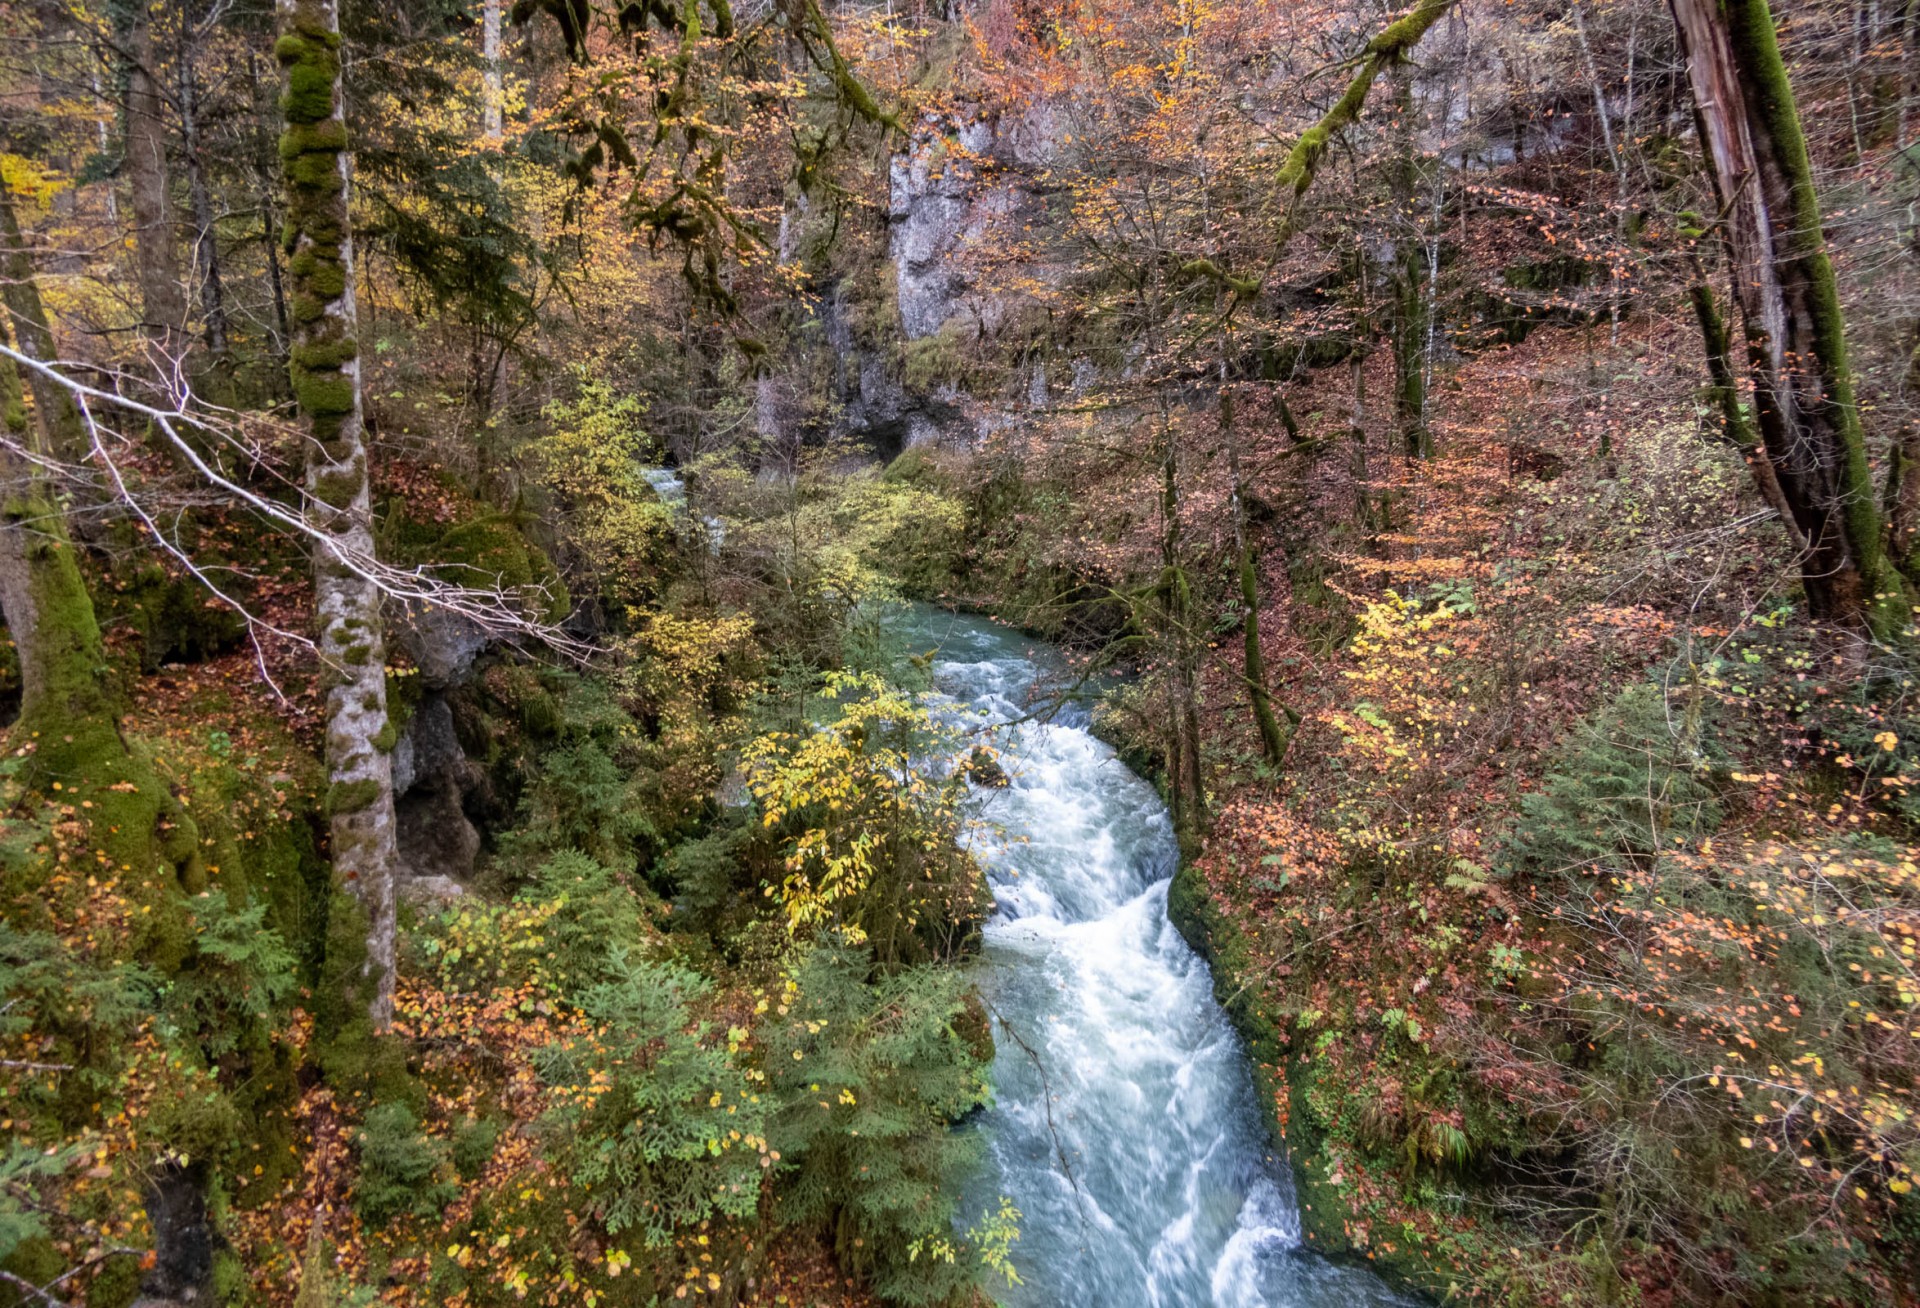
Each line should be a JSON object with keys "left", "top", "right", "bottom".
{"left": 893, "top": 605, "right": 1409, "bottom": 1308}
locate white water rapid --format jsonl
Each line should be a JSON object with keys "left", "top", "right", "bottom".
{"left": 895, "top": 606, "right": 1410, "bottom": 1308}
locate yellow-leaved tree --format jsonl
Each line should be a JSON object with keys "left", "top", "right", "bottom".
{"left": 743, "top": 671, "right": 987, "bottom": 965}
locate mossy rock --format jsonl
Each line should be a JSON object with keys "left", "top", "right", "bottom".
{"left": 882, "top": 444, "right": 951, "bottom": 489}
{"left": 901, "top": 321, "right": 982, "bottom": 393}
{"left": 112, "top": 564, "right": 249, "bottom": 672}
{"left": 429, "top": 515, "right": 569, "bottom": 622}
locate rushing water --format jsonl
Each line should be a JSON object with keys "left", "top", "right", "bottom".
{"left": 892, "top": 606, "right": 1409, "bottom": 1308}
{"left": 638, "top": 465, "right": 725, "bottom": 549}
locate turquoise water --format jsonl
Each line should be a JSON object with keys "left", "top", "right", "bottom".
{"left": 893, "top": 605, "right": 1409, "bottom": 1308}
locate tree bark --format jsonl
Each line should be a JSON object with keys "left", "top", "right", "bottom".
{"left": 0, "top": 182, "right": 87, "bottom": 462}
{"left": 0, "top": 330, "right": 118, "bottom": 750}
{"left": 483, "top": 0, "right": 505, "bottom": 141}
{"left": 1388, "top": 68, "right": 1431, "bottom": 460}
{"left": 1687, "top": 278, "right": 1808, "bottom": 553}
{"left": 178, "top": 33, "right": 231, "bottom": 364}
{"left": 1668, "top": 0, "right": 1900, "bottom": 631}
{"left": 1157, "top": 442, "right": 1206, "bottom": 834}
{"left": 278, "top": 0, "right": 400, "bottom": 1030}
{"left": 1886, "top": 330, "right": 1920, "bottom": 583}
{"left": 247, "top": 45, "right": 293, "bottom": 383}
{"left": 122, "top": 4, "right": 187, "bottom": 354}
{"left": 1224, "top": 381, "right": 1294, "bottom": 767}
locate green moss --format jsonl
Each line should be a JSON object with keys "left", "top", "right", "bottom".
{"left": 371, "top": 719, "right": 399, "bottom": 753}
{"left": 290, "top": 337, "right": 357, "bottom": 371}
{"left": 281, "top": 65, "right": 337, "bottom": 124}
{"left": 311, "top": 462, "right": 364, "bottom": 511}
{"left": 882, "top": 445, "right": 947, "bottom": 488}
{"left": 292, "top": 369, "right": 355, "bottom": 417}
{"left": 306, "top": 260, "right": 347, "bottom": 299}
{"left": 902, "top": 322, "right": 978, "bottom": 392}
{"left": 84, "top": 1253, "right": 141, "bottom": 1308}
{"left": 324, "top": 777, "right": 382, "bottom": 818}
{"left": 309, "top": 414, "right": 349, "bottom": 454}
{"left": 278, "top": 118, "right": 348, "bottom": 160}
{"left": 309, "top": 889, "right": 405, "bottom": 1097}
{"left": 428, "top": 515, "right": 568, "bottom": 619}
{"left": 286, "top": 149, "right": 346, "bottom": 192}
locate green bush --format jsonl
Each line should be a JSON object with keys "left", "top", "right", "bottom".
{"left": 355, "top": 1102, "right": 458, "bottom": 1226}
{"left": 1506, "top": 682, "right": 1720, "bottom": 879}
{"left": 520, "top": 850, "right": 646, "bottom": 998}
{"left": 164, "top": 892, "right": 298, "bottom": 1061}
{"left": 765, "top": 940, "right": 993, "bottom": 1306}
{"left": 659, "top": 815, "right": 755, "bottom": 938}
{"left": 495, "top": 678, "right": 660, "bottom": 871}
{"left": 532, "top": 952, "right": 767, "bottom": 1247}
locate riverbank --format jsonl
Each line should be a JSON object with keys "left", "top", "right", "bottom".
{"left": 1165, "top": 856, "right": 1450, "bottom": 1303}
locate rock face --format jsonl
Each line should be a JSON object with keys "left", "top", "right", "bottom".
{"left": 810, "top": 100, "right": 1065, "bottom": 455}
{"left": 889, "top": 115, "right": 1000, "bottom": 341}
{"left": 396, "top": 600, "right": 490, "bottom": 690}
{"left": 392, "top": 693, "right": 483, "bottom": 887}
{"left": 892, "top": 104, "right": 1063, "bottom": 320}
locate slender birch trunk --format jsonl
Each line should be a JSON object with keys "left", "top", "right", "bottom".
{"left": 277, "top": 0, "right": 400, "bottom": 1029}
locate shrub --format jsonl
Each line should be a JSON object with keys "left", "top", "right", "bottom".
{"left": 355, "top": 1103, "right": 457, "bottom": 1226}
{"left": 532, "top": 952, "right": 768, "bottom": 1247}
{"left": 743, "top": 671, "right": 986, "bottom": 964}
{"left": 1506, "top": 681, "right": 1720, "bottom": 879}
{"left": 765, "top": 940, "right": 994, "bottom": 1306}
{"left": 165, "top": 892, "right": 297, "bottom": 1062}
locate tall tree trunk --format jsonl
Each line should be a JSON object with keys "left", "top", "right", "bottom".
{"left": 1687, "top": 277, "right": 1808, "bottom": 552}
{"left": 1224, "top": 379, "right": 1294, "bottom": 767}
{"left": 0, "top": 334, "right": 117, "bottom": 751}
{"left": 1886, "top": 330, "right": 1920, "bottom": 582}
{"left": 483, "top": 0, "right": 505, "bottom": 141}
{"left": 1349, "top": 343, "right": 1375, "bottom": 533}
{"left": 122, "top": 4, "right": 187, "bottom": 355}
{"left": 1388, "top": 68, "right": 1431, "bottom": 460}
{"left": 278, "top": 0, "right": 400, "bottom": 1030}
{"left": 1668, "top": 0, "right": 1901, "bottom": 632}
{"left": 248, "top": 45, "right": 293, "bottom": 385}
{"left": 1573, "top": 0, "right": 1631, "bottom": 346}
{"left": 1158, "top": 441, "right": 1206, "bottom": 834}
{"left": 178, "top": 33, "right": 231, "bottom": 365}
{"left": 0, "top": 183, "right": 87, "bottom": 462}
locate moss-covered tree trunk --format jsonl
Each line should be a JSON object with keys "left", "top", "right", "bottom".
{"left": 1886, "top": 331, "right": 1920, "bottom": 584}
{"left": 1669, "top": 0, "right": 1903, "bottom": 632}
{"left": 1158, "top": 441, "right": 1207, "bottom": 837}
{"left": 1687, "top": 277, "right": 1808, "bottom": 551}
{"left": 0, "top": 240, "right": 202, "bottom": 920}
{"left": 0, "top": 182, "right": 86, "bottom": 462}
{"left": 1387, "top": 68, "right": 1432, "bottom": 461}
{"left": 1222, "top": 379, "right": 1294, "bottom": 767}
{"left": 0, "top": 338, "right": 117, "bottom": 758}
{"left": 277, "top": 0, "right": 400, "bottom": 1030}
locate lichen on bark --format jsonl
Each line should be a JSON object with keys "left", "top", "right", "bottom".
{"left": 277, "top": 0, "right": 400, "bottom": 1029}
